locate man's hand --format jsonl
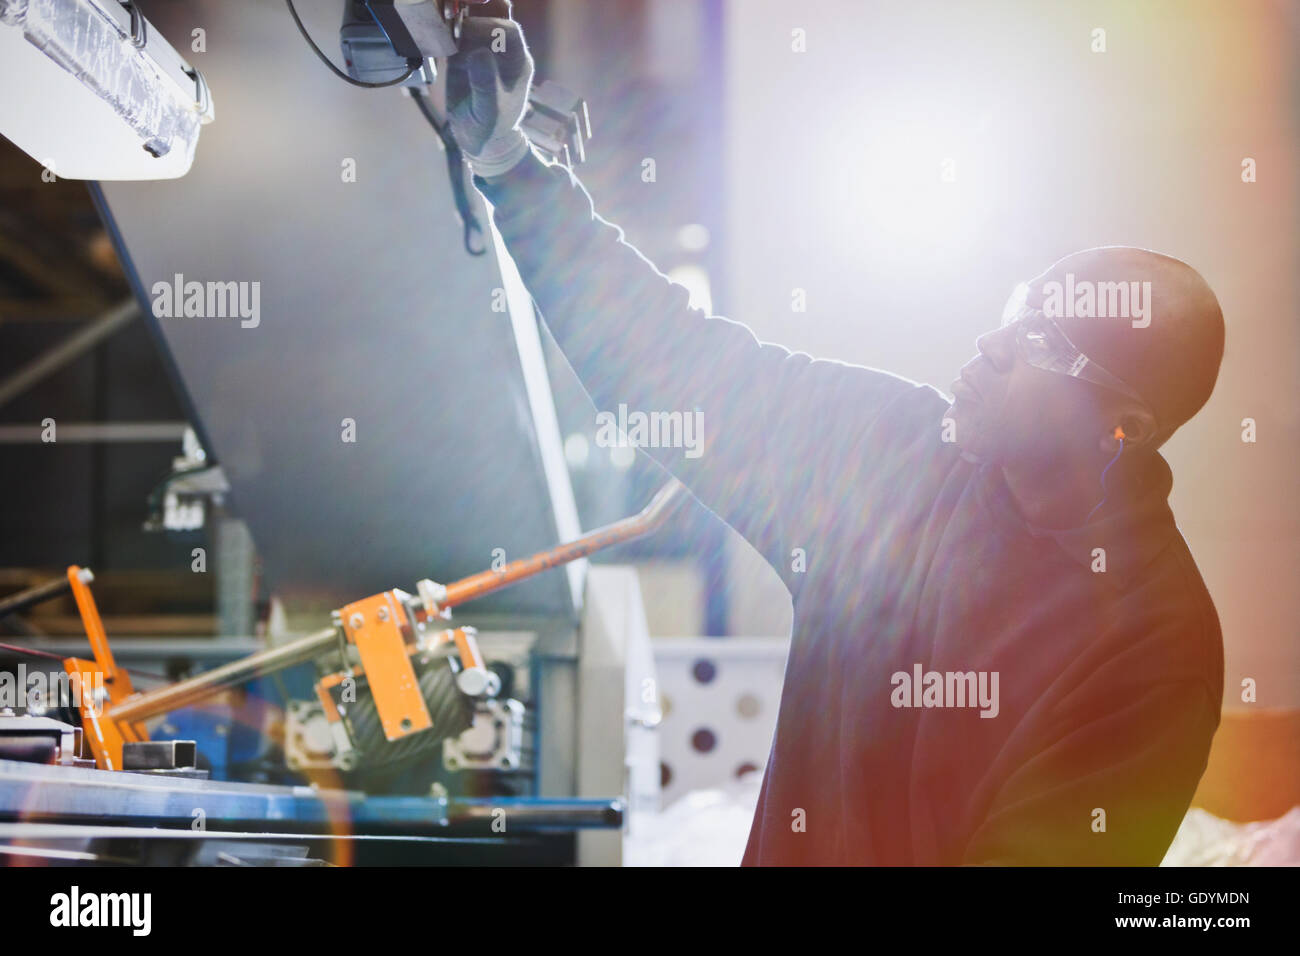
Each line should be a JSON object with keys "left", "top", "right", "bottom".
{"left": 445, "top": 18, "right": 534, "bottom": 179}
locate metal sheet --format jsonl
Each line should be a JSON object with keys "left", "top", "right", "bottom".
{"left": 96, "top": 1, "right": 580, "bottom": 616}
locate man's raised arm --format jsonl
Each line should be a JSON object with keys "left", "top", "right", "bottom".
{"left": 448, "top": 19, "right": 914, "bottom": 585}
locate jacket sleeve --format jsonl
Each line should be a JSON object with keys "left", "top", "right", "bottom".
{"left": 476, "top": 150, "right": 914, "bottom": 588}
{"left": 961, "top": 679, "right": 1219, "bottom": 866}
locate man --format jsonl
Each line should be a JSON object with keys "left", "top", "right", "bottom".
{"left": 445, "top": 20, "right": 1225, "bottom": 865}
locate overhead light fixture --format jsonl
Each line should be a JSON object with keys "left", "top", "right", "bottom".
{"left": 0, "top": 0, "right": 214, "bottom": 180}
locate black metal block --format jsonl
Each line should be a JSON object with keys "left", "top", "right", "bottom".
{"left": 123, "top": 739, "right": 198, "bottom": 771}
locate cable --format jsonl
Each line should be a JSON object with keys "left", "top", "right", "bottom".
{"left": 1083, "top": 437, "right": 1125, "bottom": 525}
{"left": 285, "top": 0, "right": 420, "bottom": 88}
{"left": 410, "top": 89, "right": 488, "bottom": 256}
{"left": 0, "top": 640, "right": 63, "bottom": 662}
{"left": 0, "top": 641, "right": 169, "bottom": 682}
{"left": 284, "top": 3, "right": 486, "bottom": 254}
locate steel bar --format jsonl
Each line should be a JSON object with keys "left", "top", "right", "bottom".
{"left": 0, "top": 569, "right": 89, "bottom": 619}
{"left": 0, "top": 299, "right": 137, "bottom": 411}
{"left": 0, "top": 422, "right": 187, "bottom": 443}
{"left": 447, "top": 797, "right": 624, "bottom": 829}
{"left": 106, "top": 626, "right": 338, "bottom": 724}
{"left": 439, "top": 479, "right": 685, "bottom": 610}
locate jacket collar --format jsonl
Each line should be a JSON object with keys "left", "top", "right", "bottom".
{"left": 976, "top": 454, "right": 1179, "bottom": 587}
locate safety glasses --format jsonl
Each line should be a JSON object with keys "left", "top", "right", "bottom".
{"left": 1000, "top": 282, "right": 1156, "bottom": 419}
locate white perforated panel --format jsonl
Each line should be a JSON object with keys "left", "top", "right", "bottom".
{"left": 651, "top": 637, "right": 789, "bottom": 809}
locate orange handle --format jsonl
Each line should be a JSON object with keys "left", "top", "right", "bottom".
{"left": 437, "top": 480, "right": 684, "bottom": 611}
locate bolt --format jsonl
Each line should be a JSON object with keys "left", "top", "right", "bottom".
{"left": 377, "top": 605, "right": 389, "bottom": 622}
{"left": 349, "top": 612, "right": 364, "bottom": 630}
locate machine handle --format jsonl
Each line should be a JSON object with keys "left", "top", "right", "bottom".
{"left": 435, "top": 479, "right": 686, "bottom": 611}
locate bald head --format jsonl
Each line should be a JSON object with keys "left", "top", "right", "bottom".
{"left": 1027, "top": 247, "right": 1225, "bottom": 446}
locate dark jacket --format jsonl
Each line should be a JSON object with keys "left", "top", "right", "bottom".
{"left": 477, "top": 152, "right": 1223, "bottom": 865}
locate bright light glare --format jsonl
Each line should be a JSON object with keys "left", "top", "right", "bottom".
{"left": 563, "top": 432, "right": 590, "bottom": 468}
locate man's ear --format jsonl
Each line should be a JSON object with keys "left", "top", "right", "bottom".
{"left": 1107, "top": 405, "right": 1158, "bottom": 451}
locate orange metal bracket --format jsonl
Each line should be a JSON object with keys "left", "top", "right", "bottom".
{"left": 339, "top": 590, "right": 431, "bottom": 742}
{"left": 450, "top": 627, "right": 483, "bottom": 672}
{"left": 64, "top": 565, "right": 147, "bottom": 769}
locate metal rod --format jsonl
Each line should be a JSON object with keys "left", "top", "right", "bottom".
{"left": 106, "top": 626, "right": 338, "bottom": 724}
{"left": 0, "top": 422, "right": 188, "bottom": 444}
{"left": 447, "top": 797, "right": 624, "bottom": 829}
{"left": 0, "top": 300, "right": 137, "bottom": 411}
{"left": 439, "top": 479, "right": 685, "bottom": 610}
{"left": 0, "top": 571, "right": 88, "bottom": 619}
{"left": 106, "top": 480, "right": 686, "bottom": 724}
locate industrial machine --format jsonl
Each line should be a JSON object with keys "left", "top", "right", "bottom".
{"left": 0, "top": 0, "right": 659, "bottom": 866}
{"left": 0, "top": 481, "right": 680, "bottom": 864}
